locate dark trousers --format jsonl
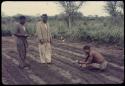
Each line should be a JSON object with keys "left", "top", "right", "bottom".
{"left": 16, "top": 37, "right": 28, "bottom": 67}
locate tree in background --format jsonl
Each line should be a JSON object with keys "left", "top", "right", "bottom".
{"left": 58, "top": 1, "right": 84, "bottom": 29}
{"left": 117, "top": 1, "right": 124, "bottom": 17}
{"left": 105, "top": 1, "right": 124, "bottom": 25}
{"left": 105, "top": 1, "right": 118, "bottom": 16}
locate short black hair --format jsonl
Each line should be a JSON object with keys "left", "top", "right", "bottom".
{"left": 19, "top": 16, "right": 26, "bottom": 20}
{"left": 42, "top": 14, "right": 47, "bottom": 16}
{"left": 83, "top": 45, "right": 91, "bottom": 50}
{"left": 41, "top": 14, "right": 48, "bottom": 19}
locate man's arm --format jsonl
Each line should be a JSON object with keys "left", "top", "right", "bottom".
{"left": 47, "top": 23, "right": 52, "bottom": 44}
{"left": 25, "top": 26, "right": 30, "bottom": 37}
{"left": 78, "top": 60, "right": 86, "bottom": 64}
{"left": 86, "top": 55, "right": 93, "bottom": 64}
{"left": 36, "top": 22, "right": 44, "bottom": 44}
{"left": 50, "top": 33, "right": 52, "bottom": 43}
{"left": 76, "top": 54, "right": 89, "bottom": 64}
{"left": 85, "top": 54, "right": 89, "bottom": 62}
{"left": 14, "top": 24, "right": 23, "bottom": 37}
{"left": 78, "top": 54, "right": 90, "bottom": 64}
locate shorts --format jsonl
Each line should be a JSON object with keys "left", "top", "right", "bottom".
{"left": 88, "top": 60, "right": 108, "bottom": 70}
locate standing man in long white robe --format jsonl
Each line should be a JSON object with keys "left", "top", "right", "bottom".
{"left": 36, "top": 14, "right": 52, "bottom": 64}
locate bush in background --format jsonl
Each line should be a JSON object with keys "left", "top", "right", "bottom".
{"left": 2, "top": 16, "right": 124, "bottom": 47}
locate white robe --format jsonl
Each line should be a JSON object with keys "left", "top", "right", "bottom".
{"left": 36, "top": 21, "right": 52, "bottom": 63}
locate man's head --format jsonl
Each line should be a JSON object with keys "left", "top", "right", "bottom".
{"left": 83, "top": 45, "right": 91, "bottom": 54}
{"left": 19, "top": 16, "right": 26, "bottom": 25}
{"left": 41, "top": 14, "right": 48, "bottom": 23}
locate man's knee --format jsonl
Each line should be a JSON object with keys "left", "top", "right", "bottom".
{"left": 100, "top": 61, "right": 108, "bottom": 70}
{"left": 86, "top": 63, "right": 100, "bottom": 69}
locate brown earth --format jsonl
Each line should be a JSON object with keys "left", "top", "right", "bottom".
{"left": 2, "top": 37, "right": 124, "bottom": 85}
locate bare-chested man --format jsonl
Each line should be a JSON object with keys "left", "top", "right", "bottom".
{"left": 14, "top": 16, "right": 29, "bottom": 69}
{"left": 77, "top": 45, "right": 108, "bottom": 70}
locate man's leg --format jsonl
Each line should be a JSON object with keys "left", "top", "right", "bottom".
{"left": 17, "top": 45, "right": 24, "bottom": 67}
{"left": 17, "top": 42, "right": 26, "bottom": 68}
{"left": 45, "top": 43, "right": 52, "bottom": 63}
{"left": 23, "top": 41, "right": 30, "bottom": 67}
{"left": 87, "top": 61, "right": 108, "bottom": 70}
{"left": 39, "top": 44, "right": 46, "bottom": 63}
{"left": 100, "top": 61, "right": 108, "bottom": 70}
{"left": 86, "top": 63, "right": 101, "bottom": 69}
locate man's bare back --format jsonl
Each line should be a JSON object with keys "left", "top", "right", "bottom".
{"left": 90, "top": 49, "right": 105, "bottom": 63}
{"left": 77, "top": 45, "right": 108, "bottom": 70}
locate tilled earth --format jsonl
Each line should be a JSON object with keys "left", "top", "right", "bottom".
{"left": 2, "top": 37, "right": 124, "bottom": 85}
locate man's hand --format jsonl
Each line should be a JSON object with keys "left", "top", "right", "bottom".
{"left": 24, "top": 34, "right": 29, "bottom": 37}
{"left": 39, "top": 40, "right": 44, "bottom": 44}
{"left": 80, "top": 64, "right": 87, "bottom": 68}
{"left": 78, "top": 61, "right": 87, "bottom": 64}
{"left": 50, "top": 39, "right": 52, "bottom": 44}
{"left": 12, "top": 35, "right": 15, "bottom": 38}
{"left": 47, "top": 39, "right": 52, "bottom": 44}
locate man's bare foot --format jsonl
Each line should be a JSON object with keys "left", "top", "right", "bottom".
{"left": 40, "top": 61, "right": 46, "bottom": 64}
{"left": 46, "top": 62, "right": 52, "bottom": 64}
{"left": 74, "top": 60, "right": 78, "bottom": 63}
{"left": 41, "top": 62, "right": 46, "bottom": 64}
{"left": 25, "top": 63, "right": 30, "bottom": 67}
{"left": 24, "top": 66, "right": 30, "bottom": 70}
{"left": 80, "top": 64, "right": 87, "bottom": 68}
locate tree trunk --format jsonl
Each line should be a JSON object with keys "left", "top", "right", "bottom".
{"left": 68, "top": 15, "right": 71, "bottom": 29}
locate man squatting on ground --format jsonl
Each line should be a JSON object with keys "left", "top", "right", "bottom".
{"left": 76, "top": 45, "right": 108, "bottom": 70}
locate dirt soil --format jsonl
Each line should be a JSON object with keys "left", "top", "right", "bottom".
{"left": 2, "top": 37, "right": 124, "bottom": 85}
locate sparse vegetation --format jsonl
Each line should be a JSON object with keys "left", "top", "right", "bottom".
{"left": 2, "top": 15, "right": 124, "bottom": 47}
{"left": 1, "top": 1, "right": 124, "bottom": 47}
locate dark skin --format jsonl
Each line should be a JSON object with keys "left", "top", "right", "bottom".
{"left": 14, "top": 18, "right": 28, "bottom": 37}
{"left": 78, "top": 49, "right": 92, "bottom": 64}
{"left": 42, "top": 15, "right": 48, "bottom": 24}
{"left": 20, "top": 18, "right": 26, "bottom": 25}
{"left": 39, "top": 15, "right": 52, "bottom": 44}
{"left": 77, "top": 48, "right": 105, "bottom": 68}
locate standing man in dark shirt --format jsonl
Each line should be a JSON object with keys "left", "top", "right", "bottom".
{"left": 14, "top": 16, "right": 29, "bottom": 69}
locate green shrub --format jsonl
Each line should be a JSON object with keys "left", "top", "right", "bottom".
{"left": 2, "top": 17, "right": 124, "bottom": 47}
